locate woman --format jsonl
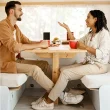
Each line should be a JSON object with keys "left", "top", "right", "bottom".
{"left": 32, "top": 10, "right": 110, "bottom": 110}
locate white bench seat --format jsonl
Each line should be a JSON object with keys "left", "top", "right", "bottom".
{"left": 81, "top": 64, "right": 110, "bottom": 110}
{"left": 81, "top": 64, "right": 110, "bottom": 89}
{"left": 0, "top": 73, "right": 28, "bottom": 110}
{"left": 0, "top": 73, "right": 28, "bottom": 88}
{"left": 81, "top": 72, "right": 110, "bottom": 89}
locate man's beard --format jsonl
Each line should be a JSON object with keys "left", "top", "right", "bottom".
{"left": 17, "top": 17, "right": 21, "bottom": 21}
{"left": 14, "top": 12, "right": 22, "bottom": 21}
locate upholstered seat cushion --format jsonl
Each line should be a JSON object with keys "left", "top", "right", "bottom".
{"left": 81, "top": 72, "right": 110, "bottom": 89}
{"left": 81, "top": 64, "right": 110, "bottom": 89}
{"left": 0, "top": 73, "right": 28, "bottom": 87}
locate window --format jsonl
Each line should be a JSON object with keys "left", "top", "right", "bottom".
{"left": 17, "top": 5, "right": 94, "bottom": 41}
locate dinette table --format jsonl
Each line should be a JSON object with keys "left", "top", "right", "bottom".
{"left": 25, "top": 45, "right": 87, "bottom": 103}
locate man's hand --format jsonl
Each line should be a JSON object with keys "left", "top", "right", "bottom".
{"left": 40, "top": 40, "right": 49, "bottom": 48}
{"left": 77, "top": 41, "right": 87, "bottom": 50}
{"left": 58, "top": 22, "right": 69, "bottom": 30}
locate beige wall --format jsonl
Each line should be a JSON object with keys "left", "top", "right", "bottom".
{"left": 0, "top": 0, "right": 110, "bottom": 2}
{"left": 0, "top": 0, "right": 110, "bottom": 5}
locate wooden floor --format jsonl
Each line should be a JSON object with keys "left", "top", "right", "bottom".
{"left": 14, "top": 88, "right": 95, "bottom": 110}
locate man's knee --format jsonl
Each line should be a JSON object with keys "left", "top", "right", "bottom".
{"left": 30, "top": 65, "right": 44, "bottom": 76}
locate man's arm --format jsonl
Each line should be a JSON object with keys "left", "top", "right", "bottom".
{"left": 0, "top": 25, "right": 48, "bottom": 53}
{"left": 16, "top": 41, "right": 48, "bottom": 52}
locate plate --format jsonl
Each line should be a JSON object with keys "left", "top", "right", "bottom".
{"left": 41, "top": 47, "right": 48, "bottom": 49}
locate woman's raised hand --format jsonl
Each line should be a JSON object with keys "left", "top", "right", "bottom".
{"left": 58, "top": 22, "right": 69, "bottom": 30}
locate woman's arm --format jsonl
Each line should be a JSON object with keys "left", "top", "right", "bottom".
{"left": 58, "top": 22, "right": 75, "bottom": 40}
{"left": 77, "top": 41, "right": 96, "bottom": 56}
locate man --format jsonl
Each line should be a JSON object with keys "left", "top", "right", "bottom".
{"left": 0, "top": 1, "right": 84, "bottom": 109}
{"left": 0, "top": 1, "right": 52, "bottom": 79}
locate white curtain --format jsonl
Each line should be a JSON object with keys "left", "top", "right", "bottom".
{"left": 0, "top": 5, "right": 94, "bottom": 41}
{"left": 17, "top": 5, "right": 94, "bottom": 41}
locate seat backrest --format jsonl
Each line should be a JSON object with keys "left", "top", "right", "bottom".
{"left": 108, "top": 50, "right": 110, "bottom": 72}
{"left": 108, "top": 64, "right": 110, "bottom": 72}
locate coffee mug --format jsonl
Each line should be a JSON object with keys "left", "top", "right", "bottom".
{"left": 48, "top": 40, "right": 50, "bottom": 46}
{"left": 69, "top": 40, "right": 77, "bottom": 49}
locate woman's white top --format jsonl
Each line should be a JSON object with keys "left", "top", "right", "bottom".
{"left": 79, "top": 28, "right": 110, "bottom": 64}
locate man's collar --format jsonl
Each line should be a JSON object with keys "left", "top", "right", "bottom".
{"left": 6, "top": 17, "right": 18, "bottom": 31}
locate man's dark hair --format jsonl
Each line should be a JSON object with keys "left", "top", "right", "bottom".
{"left": 89, "top": 10, "right": 109, "bottom": 33}
{"left": 5, "top": 1, "right": 21, "bottom": 16}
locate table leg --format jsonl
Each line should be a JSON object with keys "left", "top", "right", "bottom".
{"left": 52, "top": 53, "right": 60, "bottom": 104}
{"left": 52, "top": 53, "right": 60, "bottom": 83}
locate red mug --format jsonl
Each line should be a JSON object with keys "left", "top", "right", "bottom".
{"left": 69, "top": 40, "right": 77, "bottom": 49}
{"left": 48, "top": 40, "right": 50, "bottom": 46}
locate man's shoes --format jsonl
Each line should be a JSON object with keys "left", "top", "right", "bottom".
{"left": 59, "top": 92, "right": 84, "bottom": 105}
{"left": 31, "top": 97, "right": 43, "bottom": 105}
{"left": 32, "top": 99, "right": 54, "bottom": 110}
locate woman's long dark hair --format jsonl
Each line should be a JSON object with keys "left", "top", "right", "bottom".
{"left": 89, "top": 10, "right": 109, "bottom": 33}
